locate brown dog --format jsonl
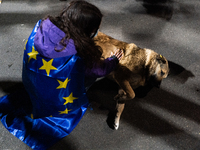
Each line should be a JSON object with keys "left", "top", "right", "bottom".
{"left": 94, "top": 32, "right": 169, "bottom": 130}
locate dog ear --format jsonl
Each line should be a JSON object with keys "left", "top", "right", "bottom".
{"left": 156, "top": 54, "right": 166, "bottom": 64}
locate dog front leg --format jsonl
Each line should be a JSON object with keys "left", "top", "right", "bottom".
{"left": 114, "top": 100, "right": 125, "bottom": 130}
{"left": 112, "top": 80, "right": 135, "bottom": 130}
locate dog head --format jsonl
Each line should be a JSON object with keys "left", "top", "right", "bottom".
{"left": 147, "top": 52, "right": 169, "bottom": 88}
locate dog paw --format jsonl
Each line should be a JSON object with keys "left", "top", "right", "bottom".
{"left": 114, "top": 93, "right": 125, "bottom": 101}
{"left": 114, "top": 94, "right": 121, "bottom": 101}
{"left": 107, "top": 121, "right": 119, "bottom": 130}
{"left": 106, "top": 111, "right": 117, "bottom": 130}
{"left": 114, "top": 122, "right": 119, "bottom": 130}
{"left": 106, "top": 111, "right": 120, "bottom": 130}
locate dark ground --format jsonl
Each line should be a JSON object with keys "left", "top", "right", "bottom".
{"left": 0, "top": 0, "right": 200, "bottom": 150}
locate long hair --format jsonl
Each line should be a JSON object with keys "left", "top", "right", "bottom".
{"left": 48, "top": 0, "right": 103, "bottom": 67}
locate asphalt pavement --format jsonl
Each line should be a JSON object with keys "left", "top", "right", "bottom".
{"left": 0, "top": 0, "right": 200, "bottom": 150}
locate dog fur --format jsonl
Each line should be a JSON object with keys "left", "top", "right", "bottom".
{"left": 94, "top": 32, "right": 169, "bottom": 130}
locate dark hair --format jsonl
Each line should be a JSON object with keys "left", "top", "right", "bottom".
{"left": 48, "top": 0, "right": 103, "bottom": 67}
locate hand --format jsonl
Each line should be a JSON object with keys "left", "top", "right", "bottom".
{"left": 110, "top": 49, "right": 123, "bottom": 61}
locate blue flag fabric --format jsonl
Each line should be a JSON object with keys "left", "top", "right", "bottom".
{"left": 0, "top": 20, "right": 89, "bottom": 150}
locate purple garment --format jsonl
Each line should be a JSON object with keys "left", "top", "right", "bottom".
{"left": 84, "top": 57, "right": 118, "bottom": 78}
{"left": 34, "top": 18, "right": 118, "bottom": 78}
{"left": 34, "top": 19, "right": 77, "bottom": 58}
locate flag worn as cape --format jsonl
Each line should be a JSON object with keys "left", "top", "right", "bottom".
{"left": 0, "top": 20, "right": 89, "bottom": 150}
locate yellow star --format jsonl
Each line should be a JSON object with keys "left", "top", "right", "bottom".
{"left": 59, "top": 108, "right": 72, "bottom": 114}
{"left": 39, "top": 59, "right": 57, "bottom": 76}
{"left": 30, "top": 114, "right": 34, "bottom": 119}
{"left": 24, "top": 40, "right": 28, "bottom": 50}
{"left": 63, "top": 92, "right": 78, "bottom": 105}
{"left": 27, "top": 46, "right": 39, "bottom": 62}
{"left": 56, "top": 78, "right": 71, "bottom": 89}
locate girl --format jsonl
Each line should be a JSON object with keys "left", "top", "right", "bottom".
{"left": 0, "top": 1, "right": 123, "bottom": 150}
{"left": 33, "top": 0, "right": 123, "bottom": 88}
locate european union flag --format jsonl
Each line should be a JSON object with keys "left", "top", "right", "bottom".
{"left": 0, "top": 20, "right": 89, "bottom": 150}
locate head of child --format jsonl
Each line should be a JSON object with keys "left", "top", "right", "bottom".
{"left": 62, "top": 0, "right": 102, "bottom": 38}
{"left": 50, "top": 0, "right": 103, "bottom": 66}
